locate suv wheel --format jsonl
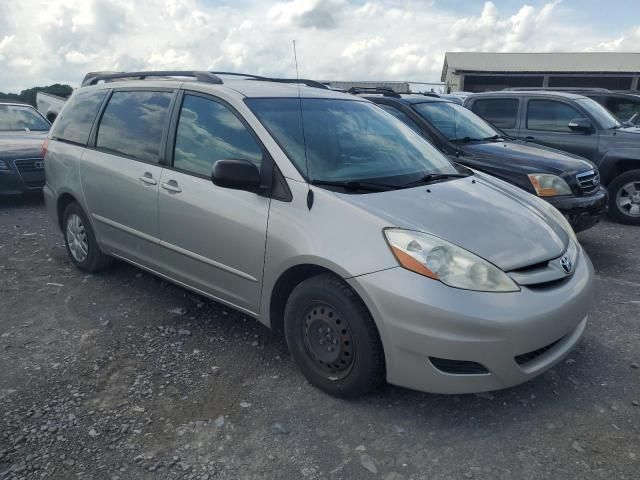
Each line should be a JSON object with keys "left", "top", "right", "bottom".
{"left": 284, "top": 273, "right": 385, "bottom": 398}
{"left": 608, "top": 169, "right": 640, "bottom": 225}
{"left": 63, "top": 202, "right": 112, "bottom": 272}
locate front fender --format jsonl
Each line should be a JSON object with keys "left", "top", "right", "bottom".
{"left": 598, "top": 149, "right": 640, "bottom": 184}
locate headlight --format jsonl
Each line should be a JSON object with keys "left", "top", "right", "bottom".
{"left": 0, "top": 160, "right": 9, "bottom": 171}
{"left": 384, "top": 229, "right": 519, "bottom": 292}
{"left": 528, "top": 174, "right": 572, "bottom": 197}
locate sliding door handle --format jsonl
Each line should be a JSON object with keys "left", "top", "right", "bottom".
{"left": 161, "top": 180, "right": 182, "bottom": 193}
{"left": 139, "top": 172, "right": 157, "bottom": 185}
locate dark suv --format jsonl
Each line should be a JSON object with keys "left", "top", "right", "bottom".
{"left": 356, "top": 89, "right": 607, "bottom": 232}
{"left": 466, "top": 91, "right": 640, "bottom": 225}
{"left": 0, "top": 102, "right": 50, "bottom": 195}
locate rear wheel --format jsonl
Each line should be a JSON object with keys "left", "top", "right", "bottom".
{"left": 63, "top": 202, "right": 112, "bottom": 273}
{"left": 284, "top": 273, "right": 385, "bottom": 398}
{"left": 608, "top": 169, "right": 640, "bottom": 225}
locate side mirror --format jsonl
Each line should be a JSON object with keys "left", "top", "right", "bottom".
{"left": 211, "top": 159, "right": 261, "bottom": 192}
{"left": 568, "top": 117, "right": 593, "bottom": 133}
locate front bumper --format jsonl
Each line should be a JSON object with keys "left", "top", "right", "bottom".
{"left": 0, "top": 159, "right": 45, "bottom": 195}
{"left": 347, "top": 249, "right": 594, "bottom": 394}
{"left": 547, "top": 186, "right": 608, "bottom": 233}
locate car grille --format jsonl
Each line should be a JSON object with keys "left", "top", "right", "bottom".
{"left": 576, "top": 170, "right": 600, "bottom": 195}
{"left": 14, "top": 158, "right": 44, "bottom": 173}
{"left": 13, "top": 158, "right": 45, "bottom": 188}
{"left": 515, "top": 338, "right": 562, "bottom": 366}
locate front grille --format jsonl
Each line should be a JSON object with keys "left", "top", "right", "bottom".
{"left": 429, "top": 357, "right": 489, "bottom": 375}
{"left": 576, "top": 170, "right": 600, "bottom": 195}
{"left": 515, "top": 338, "right": 562, "bottom": 366}
{"left": 14, "top": 158, "right": 44, "bottom": 173}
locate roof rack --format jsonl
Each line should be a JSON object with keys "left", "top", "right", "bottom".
{"left": 209, "top": 72, "right": 328, "bottom": 89}
{"left": 346, "top": 87, "right": 402, "bottom": 98}
{"left": 502, "top": 87, "right": 611, "bottom": 93}
{"left": 82, "top": 71, "right": 223, "bottom": 87}
{"left": 81, "top": 70, "right": 330, "bottom": 90}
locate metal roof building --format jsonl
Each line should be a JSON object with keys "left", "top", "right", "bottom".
{"left": 441, "top": 52, "right": 640, "bottom": 92}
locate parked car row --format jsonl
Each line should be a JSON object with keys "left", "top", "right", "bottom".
{"left": 465, "top": 90, "right": 640, "bottom": 224}
{"left": 40, "top": 70, "right": 595, "bottom": 399}
{"left": 349, "top": 88, "right": 608, "bottom": 232}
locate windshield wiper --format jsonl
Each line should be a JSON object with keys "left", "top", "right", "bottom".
{"left": 448, "top": 135, "right": 503, "bottom": 143}
{"left": 403, "top": 172, "right": 471, "bottom": 187}
{"left": 310, "top": 179, "right": 400, "bottom": 192}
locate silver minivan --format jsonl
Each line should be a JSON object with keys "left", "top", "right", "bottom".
{"left": 43, "top": 71, "right": 594, "bottom": 398}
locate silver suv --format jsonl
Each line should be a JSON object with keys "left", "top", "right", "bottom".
{"left": 43, "top": 71, "right": 594, "bottom": 398}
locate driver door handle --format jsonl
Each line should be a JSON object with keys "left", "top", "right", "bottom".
{"left": 161, "top": 180, "right": 182, "bottom": 193}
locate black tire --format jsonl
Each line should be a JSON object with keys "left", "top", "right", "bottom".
{"left": 284, "top": 273, "right": 385, "bottom": 399}
{"left": 62, "top": 202, "right": 112, "bottom": 273}
{"left": 607, "top": 169, "right": 640, "bottom": 225}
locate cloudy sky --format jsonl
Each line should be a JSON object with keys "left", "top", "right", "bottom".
{"left": 0, "top": 0, "right": 639, "bottom": 92}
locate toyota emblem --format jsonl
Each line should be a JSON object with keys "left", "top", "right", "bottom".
{"left": 34, "top": 160, "right": 44, "bottom": 169}
{"left": 560, "top": 255, "right": 572, "bottom": 274}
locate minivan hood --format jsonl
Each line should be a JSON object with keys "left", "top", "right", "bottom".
{"left": 0, "top": 131, "right": 47, "bottom": 160}
{"left": 339, "top": 174, "right": 568, "bottom": 271}
{"left": 461, "top": 140, "right": 594, "bottom": 176}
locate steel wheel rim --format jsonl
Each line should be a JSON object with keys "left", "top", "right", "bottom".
{"left": 616, "top": 181, "right": 640, "bottom": 217}
{"left": 66, "top": 214, "right": 89, "bottom": 262}
{"left": 303, "top": 303, "right": 355, "bottom": 380}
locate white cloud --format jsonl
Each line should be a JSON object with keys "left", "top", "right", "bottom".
{"left": 0, "top": 0, "right": 638, "bottom": 92}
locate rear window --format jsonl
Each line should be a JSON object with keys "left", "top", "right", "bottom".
{"left": 51, "top": 89, "right": 107, "bottom": 145}
{"left": 96, "top": 91, "right": 173, "bottom": 163}
{"left": 470, "top": 99, "right": 519, "bottom": 129}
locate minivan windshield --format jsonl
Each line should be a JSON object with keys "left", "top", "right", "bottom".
{"left": 246, "top": 98, "right": 459, "bottom": 186}
{"left": 575, "top": 98, "right": 621, "bottom": 130}
{"left": 0, "top": 105, "right": 50, "bottom": 131}
{"left": 412, "top": 101, "right": 500, "bottom": 142}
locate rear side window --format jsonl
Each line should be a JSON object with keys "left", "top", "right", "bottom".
{"left": 526, "top": 100, "right": 581, "bottom": 132}
{"left": 51, "top": 89, "right": 107, "bottom": 145}
{"left": 96, "top": 91, "right": 173, "bottom": 163}
{"left": 173, "top": 94, "right": 263, "bottom": 177}
{"left": 471, "top": 99, "right": 519, "bottom": 129}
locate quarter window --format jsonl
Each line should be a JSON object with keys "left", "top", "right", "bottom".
{"left": 471, "top": 99, "right": 519, "bottom": 129}
{"left": 173, "top": 95, "right": 262, "bottom": 177}
{"left": 96, "top": 91, "right": 173, "bottom": 163}
{"left": 51, "top": 89, "right": 107, "bottom": 145}
{"left": 526, "top": 100, "right": 581, "bottom": 132}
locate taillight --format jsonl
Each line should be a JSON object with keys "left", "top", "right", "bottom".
{"left": 41, "top": 138, "right": 50, "bottom": 159}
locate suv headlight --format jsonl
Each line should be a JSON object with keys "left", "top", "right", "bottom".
{"left": 384, "top": 229, "right": 519, "bottom": 292}
{"left": 528, "top": 174, "right": 572, "bottom": 197}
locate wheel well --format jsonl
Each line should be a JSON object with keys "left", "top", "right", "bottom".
{"left": 269, "top": 264, "right": 335, "bottom": 336}
{"left": 56, "top": 193, "right": 77, "bottom": 230}
{"left": 609, "top": 159, "right": 640, "bottom": 183}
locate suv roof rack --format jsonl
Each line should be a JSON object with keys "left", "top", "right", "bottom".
{"left": 81, "top": 71, "right": 224, "bottom": 87}
{"left": 81, "top": 70, "right": 330, "bottom": 90}
{"left": 347, "top": 87, "right": 402, "bottom": 98}
{"left": 502, "top": 87, "right": 611, "bottom": 93}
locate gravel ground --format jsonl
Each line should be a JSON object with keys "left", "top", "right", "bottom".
{"left": 0, "top": 195, "right": 639, "bottom": 480}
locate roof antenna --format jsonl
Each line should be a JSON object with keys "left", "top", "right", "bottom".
{"left": 293, "top": 40, "right": 313, "bottom": 210}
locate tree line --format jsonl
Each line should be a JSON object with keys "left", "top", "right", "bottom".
{"left": 0, "top": 84, "right": 73, "bottom": 107}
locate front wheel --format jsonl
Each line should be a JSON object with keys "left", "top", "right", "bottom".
{"left": 284, "top": 273, "right": 385, "bottom": 398}
{"left": 608, "top": 169, "right": 640, "bottom": 225}
{"left": 63, "top": 202, "right": 112, "bottom": 273}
